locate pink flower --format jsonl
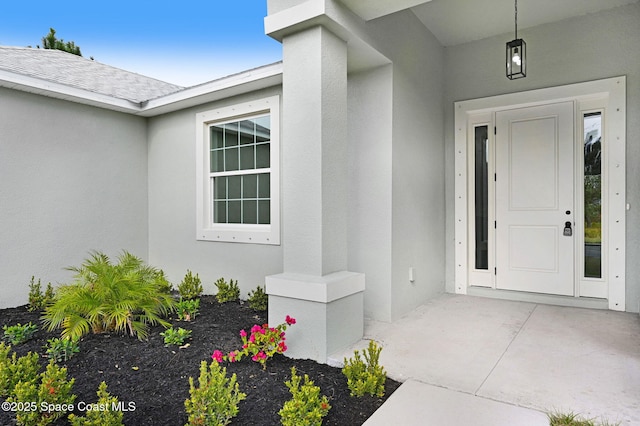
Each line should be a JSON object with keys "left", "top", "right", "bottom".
{"left": 239, "top": 329, "right": 247, "bottom": 337}
{"left": 249, "top": 334, "right": 256, "bottom": 343}
{"left": 211, "top": 350, "right": 224, "bottom": 363}
{"left": 285, "top": 315, "right": 296, "bottom": 325}
{"left": 251, "top": 325, "right": 262, "bottom": 334}
{"left": 252, "top": 351, "right": 267, "bottom": 362}
{"left": 228, "top": 351, "right": 237, "bottom": 362}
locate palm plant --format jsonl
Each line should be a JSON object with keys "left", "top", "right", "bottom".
{"left": 42, "top": 251, "right": 175, "bottom": 340}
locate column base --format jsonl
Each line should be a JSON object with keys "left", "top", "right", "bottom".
{"left": 266, "top": 271, "right": 365, "bottom": 363}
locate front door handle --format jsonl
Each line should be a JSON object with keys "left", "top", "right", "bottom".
{"left": 563, "top": 221, "right": 572, "bottom": 236}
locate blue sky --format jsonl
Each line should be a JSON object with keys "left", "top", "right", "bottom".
{"left": 0, "top": 1, "right": 282, "bottom": 86}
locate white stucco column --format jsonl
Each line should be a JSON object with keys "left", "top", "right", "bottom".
{"left": 266, "top": 25, "right": 365, "bottom": 363}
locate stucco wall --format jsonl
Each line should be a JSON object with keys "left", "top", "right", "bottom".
{"left": 366, "top": 10, "right": 446, "bottom": 320}
{"left": 443, "top": 3, "right": 640, "bottom": 312}
{"left": 0, "top": 88, "right": 149, "bottom": 308}
{"left": 147, "top": 87, "right": 283, "bottom": 296}
{"left": 347, "top": 65, "right": 394, "bottom": 321}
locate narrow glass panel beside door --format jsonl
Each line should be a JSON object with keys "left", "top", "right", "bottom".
{"left": 474, "top": 125, "right": 489, "bottom": 270}
{"left": 584, "top": 112, "right": 602, "bottom": 278}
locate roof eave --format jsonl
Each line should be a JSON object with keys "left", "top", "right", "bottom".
{"left": 0, "top": 69, "right": 142, "bottom": 113}
{"left": 137, "top": 62, "right": 283, "bottom": 117}
{"left": 0, "top": 62, "right": 284, "bottom": 118}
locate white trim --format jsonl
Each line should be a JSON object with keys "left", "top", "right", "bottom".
{"left": 195, "top": 95, "right": 281, "bottom": 245}
{"left": 454, "top": 77, "right": 626, "bottom": 311}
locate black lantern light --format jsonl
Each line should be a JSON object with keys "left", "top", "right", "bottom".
{"left": 506, "top": 0, "right": 526, "bottom": 79}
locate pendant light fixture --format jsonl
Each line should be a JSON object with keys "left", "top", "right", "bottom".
{"left": 506, "top": 0, "right": 526, "bottom": 79}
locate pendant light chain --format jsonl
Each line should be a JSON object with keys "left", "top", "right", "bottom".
{"left": 515, "top": 0, "right": 518, "bottom": 40}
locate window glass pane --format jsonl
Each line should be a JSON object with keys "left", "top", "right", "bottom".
{"left": 258, "top": 200, "right": 270, "bottom": 224}
{"left": 243, "top": 200, "right": 257, "bottom": 224}
{"left": 239, "top": 120, "right": 255, "bottom": 145}
{"left": 243, "top": 174, "right": 257, "bottom": 198}
{"left": 254, "top": 116, "right": 270, "bottom": 142}
{"left": 228, "top": 201, "right": 241, "bottom": 224}
{"left": 214, "top": 201, "right": 226, "bottom": 223}
{"left": 228, "top": 175, "right": 241, "bottom": 199}
{"left": 256, "top": 144, "right": 270, "bottom": 169}
{"left": 240, "top": 146, "right": 255, "bottom": 170}
{"left": 224, "top": 123, "right": 239, "bottom": 147}
{"left": 584, "top": 112, "right": 602, "bottom": 278}
{"left": 214, "top": 177, "right": 226, "bottom": 200}
{"left": 474, "top": 126, "right": 489, "bottom": 270}
{"left": 225, "top": 147, "right": 239, "bottom": 171}
{"left": 210, "top": 150, "right": 224, "bottom": 173}
{"left": 258, "top": 173, "right": 270, "bottom": 198}
{"left": 210, "top": 126, "right": 224, "bottom": 149}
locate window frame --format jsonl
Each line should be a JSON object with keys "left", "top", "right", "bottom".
{"left": 195, "top": 96, "right": 280, "bottom": 245}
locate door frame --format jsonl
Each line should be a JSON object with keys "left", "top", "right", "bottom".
{"left": 453, "top": 76, "right": 626, "bottom": 311}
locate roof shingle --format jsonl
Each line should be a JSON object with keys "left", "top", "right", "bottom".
{"left": 0, "top": 46, "right": 183, "bottom": 103}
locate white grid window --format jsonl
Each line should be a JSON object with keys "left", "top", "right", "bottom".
{"left": 196, "top": 96, "right": 280, "bottom": 244}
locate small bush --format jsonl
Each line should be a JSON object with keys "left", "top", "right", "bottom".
{"left": 160, "top": 327, "right": 192, "bottom": 346}
{"left": 45, "top": 337, "right": 80, "bottom": 363}
{"left": 247, "top": 286, "right": 268, "bottom": 311}
{"left": 156, "top": 270, "right": 174, "bottom": 294}
{"left": 42, "top": 251, "right": 175, "bottom": 340}
{"left": 178, "top": 270, "right": 203, "bottom": 300}
{"left": 212, "top": 315, "right": 296, "bottom": 370}
{"left": 3, "top": 322, "right": 38, "bottom": 345}
{"left": 0, "top": 350, "right": 40, "bottom": 397}
{"left": 214, "top": 278, "right": 240, "bottom": 303}
{"left": 9, "top": 360, "right": 76, "bottom": 426}
{"left": 279, "top": 367, "right": 331, "bottom": 426}
{"left": 342, "top": 340, "right": 386, "bottom": 397}
{"left": 185, "top": 360, "right": 246, "bottom": 426}
{"left": 69, "top": 381, "right": 124, "bottom": 426}
{"left": 176, "top": 298, "right": 200, "bottom": 321}
{"left": 28, "top": 276, "right": 56, "bottom": 312}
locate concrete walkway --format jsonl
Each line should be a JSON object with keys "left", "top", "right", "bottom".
{"left": 328, "top": 294, "right": 640, "bottom": 425}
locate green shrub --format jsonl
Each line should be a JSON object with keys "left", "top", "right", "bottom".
{"left": 156, "top": 270, "right": 174, "bottom": 294}
{"left": 184, "top": 360, "right": 246, "bottom": 426}
{"left": 28, "top": 276, "right": 56, "bottom": 312}
{"left": 214, "top": 278, "right": 240, "bottom": 303}
{"left": 0, "top": 342, "right": 15, "bottom": 396}
{"left": 178, "top": 270, "right": 203, "bottom": 300}
{"left": 176, "top": 298, "right": 200, "bottom": 321}
{"left": 342, "top": 340, "right": 386, "bottom": 397}
{"left": 279, "top": 367, "right": 331, "bottom": 426}
{"left": 9, "top": 360, "right": 76, "bottom": 426}
{"left": 160, "top": 327, "right": 192, "bottom": 346}
{"left": 247, "top": 286, "right": 268, "bottom": 311}
{"left": 68, "top": 381, "right": 124, "bottom": 426}
{"left": 42, "top": 251, "right": 175, "bottom": 340}
{"left": 0, "top": 350, "right": 40, "bottom": 397}
{"left": 3, "top": 322, "right": 38, "bottom": 345}
{"left": 45, "top": 337, "right": 80, "bottom": 363}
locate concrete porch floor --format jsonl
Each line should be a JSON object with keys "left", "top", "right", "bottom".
{"left": 328, "top": 294, "right": 640, "bottom": 425}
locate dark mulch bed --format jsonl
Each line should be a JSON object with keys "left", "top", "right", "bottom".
{"left": 0, "top": 296, "right": 400, "bottom": 425}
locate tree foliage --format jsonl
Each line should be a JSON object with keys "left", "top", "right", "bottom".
{"left": 41, "top": 28, "right": 82, "bottom": 56}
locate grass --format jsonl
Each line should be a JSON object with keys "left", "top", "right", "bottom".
{"left": 548, "top": 411, "right": 620, "bottom": 426}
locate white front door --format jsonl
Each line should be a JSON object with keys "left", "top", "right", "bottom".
{"left": 495, "top": 102, "right": 575, "bottom": 295}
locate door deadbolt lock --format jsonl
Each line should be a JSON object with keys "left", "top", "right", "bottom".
{"left": 563, "top": 221, "right": 573, "bottom": 236}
